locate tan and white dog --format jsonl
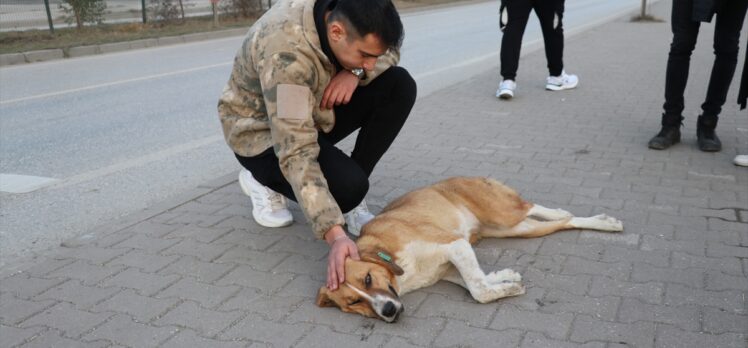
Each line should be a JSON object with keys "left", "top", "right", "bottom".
{"left": 316, "top": 177, "right": 623, "bottom": 322}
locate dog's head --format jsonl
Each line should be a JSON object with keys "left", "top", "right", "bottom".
{"left": 316, "top": 252, "right": 405, "bottom": 322}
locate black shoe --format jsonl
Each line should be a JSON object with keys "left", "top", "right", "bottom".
{"left": 648, "top": 125, "right": 681, "bottom": 150}
{"left": 697, "top": 115, "right": 721, "bottom": 152}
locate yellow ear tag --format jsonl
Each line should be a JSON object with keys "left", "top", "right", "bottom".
{"left": 377, "top": 251, "right": 392, "bottom": 262}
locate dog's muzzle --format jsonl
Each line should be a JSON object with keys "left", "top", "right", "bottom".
{"left": 381, "top": 300, "right": 404, "bottom": 323}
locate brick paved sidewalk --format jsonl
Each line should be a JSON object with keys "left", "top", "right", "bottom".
{"left": 2, "top": 0, "right": 746, "bottom": 347}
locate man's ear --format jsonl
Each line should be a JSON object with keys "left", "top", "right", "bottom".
{"left": 316, "top": 286, "right": 337, "bottom": 308}
{"left": 361, "top": 252, "right": 404, "bottom": 276}
{"left": 328, "top": 21, "right": 346, "bottom": 42}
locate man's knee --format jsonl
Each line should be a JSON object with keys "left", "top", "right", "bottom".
{"left": 335, "top": 173, "right": 369, "bottom": 213}
{"left": 669, "top": 36, "right": 697, "bottom": 56}
{"left": 385, "top": 66, "right": 417, "bottom": 104}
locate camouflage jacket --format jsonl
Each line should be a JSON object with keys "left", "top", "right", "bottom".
{"left": 218, "top": 0, "right": 399, "bottom": 239}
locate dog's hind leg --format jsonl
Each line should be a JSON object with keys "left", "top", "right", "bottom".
{"left": 527, "top": 204, "right": 573, "bottom": 221}
{"left": 482, "top": 214, "right": 623, "bottom": 239}
{"left": 445, "top": 240, "right": 525, "bottom": 303}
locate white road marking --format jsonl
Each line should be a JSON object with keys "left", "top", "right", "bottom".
{"left": 0, "top": 174, "right": 60, "bottom": 193}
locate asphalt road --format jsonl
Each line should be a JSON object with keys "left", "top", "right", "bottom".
{"left": 0, "top": 0, "right": 649, "bottom": 268}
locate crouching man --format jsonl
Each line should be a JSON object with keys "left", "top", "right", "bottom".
{"left": 218, "top": 0, "right": 416, "bottom": 291}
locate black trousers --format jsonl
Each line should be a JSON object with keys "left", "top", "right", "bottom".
{"left": 500, "top": 0, "right": 565, "bottom": 80}
{"left": 662, "top": 0, "right": 748, "bottom": 126}
{"left": 236, "top": 66, "right": 417, "bottom": 213}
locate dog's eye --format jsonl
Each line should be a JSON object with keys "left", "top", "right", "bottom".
{"left": 348, "top": 299, "right": 362, "bottom": 305}
{"left": 365, "top": 273, "right": 372, "bottom": 288}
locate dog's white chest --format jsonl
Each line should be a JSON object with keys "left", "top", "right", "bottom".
{"left": 395, "top": 241, "right": 451, "bottom": 294}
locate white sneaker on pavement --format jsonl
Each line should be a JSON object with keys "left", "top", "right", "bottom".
{"left": 546, "top": 71, "right": 578, "bottom": 91}
{"left": 238, "top": 169, "right": 293, "bottom": 228}
{"left": 734, "top": 155, "right": 748, "bottom": 167}
{"left": 496, "top": 79, "right": 516, "bottom": 99}
{"left": 345, "top": 200, "right": 375, "bottom": 236}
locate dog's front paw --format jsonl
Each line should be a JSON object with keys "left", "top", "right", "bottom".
{"left": 591, "top": 214, "right": 624, "bottom": 232}
{"left": 486, "top": 268, "right": 522, "bottom": 284}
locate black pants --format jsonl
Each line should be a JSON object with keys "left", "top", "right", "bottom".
{"left": 662, "top": 0, "right": 748, "bottom": 126}
{"left": 236, "top": 66, "right": 417, "bottom": 213}
{"left": 500, "top": 0, "right": 565, "bottom": 80}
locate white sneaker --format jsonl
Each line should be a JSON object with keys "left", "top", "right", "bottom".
{"left": 546, "top": 71, "right": 578, "bottom": 91}
{"left": 496, "top": 79, "right": 516, "bottom": 99}
{"left": 344, "top": 200, "right": 375, "bottom": 236}
{"left": 238, "top": 169, "right": 293, "bottom": 228}
{"left": 734, "top": 155, "right": 748, "bottom": 167}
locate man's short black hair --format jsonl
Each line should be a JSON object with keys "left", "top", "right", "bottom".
{"left": 328, "top": 0, "right": 404, "bottom": 50}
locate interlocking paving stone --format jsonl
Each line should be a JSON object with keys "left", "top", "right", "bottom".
{"left": 521, "top": 332, "right": 606, "bottom": 348}
{"left": 83, "top": 314, "right": 179, "bottom": 347}
{"left": 701, "top": 307, "right": 748, "bottom": 335}
{"left": 216, "top": 265, "right": 295, "bottom": 294}
{"left": 0, "top": 294, "right": 56, "bottom": 326}
{"left": 664, "top": 284, "right": 745, "bottom": 313}
{"left": 219, "top": 317, "right": 310, "bottom": 346}
{"left": 48, "top": 260, "right": 125, "bottom": 285}
{"left": 108, "top": 249, "right": 180, "bottom": 273}
{"left": 163, "top": 224, "right": 233, "bottom": 244}
{"left": 90, "top": 289, "right": 179, "bottom": 322}
{"left": 161, "top": 238, "right": 236, "bottom": 262}
{"left": 17, "top": 328, "right": 109, "bottom": 348}
{"left": 112, "top": 233, "right": 180, "bottom": 253}
{"left": 0, "top": 324, "right": 45, "bottom": 347}
{"left": 35, "top": 280, "right": 120, "bottom": 309}
{"left": 160, "top": 328, "right": 248, "bottom": 348}
{"left": 490, "top": 307, "right": 574, "bottom": 340}
{"left": 617, "top": 298, "right": 700, "bottom": 331}
{"left": 157, "top": 255, "right": 236, "bottom": 283}
{"left": 214, "top": 246, "right": 290, "bottom": 271}
{"left": 156, "top": 278, "right": 240, "bottom": 309}
{"left": 632, "top": 263, "right": 705, "bottom": 288}
{"left": 570, "top": 315, "right": 655, "bottom": 348}
{"left": 413, "top": 293, "right": 497, "bottom": 328}
{"left": 154, "top": 301, "right": 244, "bottom": 336}
{"left": 300, "top": 325, "right": 388, "bottom": 347}
{"left": 19, "top": 302, "right": 112, "bottom": 339}
{"left": 432, "top": 320, "right": 522, "bottom": 348}
{"left": 589, "top": 277, "right": 665, "bottom": 305}
{"left": 1, "top": 275, "right": 64, "bottom": 300}
{"left": 522, "top": 268, "right": 592, "bottom": 296}
{"left": 100, "top": 268, "right": 180, "bottom": 296}
{"left": 655, "top": 324, "right": 746, "bottom": 348}
{"left": 540, "top": 290, "right": 620, "bottom": 321}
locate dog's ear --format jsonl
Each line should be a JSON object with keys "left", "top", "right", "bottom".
{"left": 361, "top": 251, "right": 404, "bottom": 276}
{"left": 316, "top": 286, "right": 337, "bottom": 308}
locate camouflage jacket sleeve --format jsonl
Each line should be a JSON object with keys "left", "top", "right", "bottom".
{"left": 259, "top": 51, "right": 345, "bottom": 239}
{"left": 359, "top": 48, "right": 400, "bottom": 86}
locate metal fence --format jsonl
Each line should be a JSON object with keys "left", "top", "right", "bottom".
{"left": 0, "top": 0, "right": 268, "bottom": 32}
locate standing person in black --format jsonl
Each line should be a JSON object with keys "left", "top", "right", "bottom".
{"left": 648, "top": 0, "right": 748, "bottom": 152}
{"left": 496, "top": 0, "right": 578, "bottom": 99}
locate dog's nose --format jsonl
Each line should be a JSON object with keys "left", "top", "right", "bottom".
{"left": 382, "top": 301, "right": 397, "bottom": 317}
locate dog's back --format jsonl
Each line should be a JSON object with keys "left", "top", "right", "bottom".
{"left": 361, "top": 177, "right": 532, "bottom": 246}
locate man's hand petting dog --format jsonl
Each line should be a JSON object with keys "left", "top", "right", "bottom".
{"left": 325, "top": 225, "right": 360, "bottom": 290}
